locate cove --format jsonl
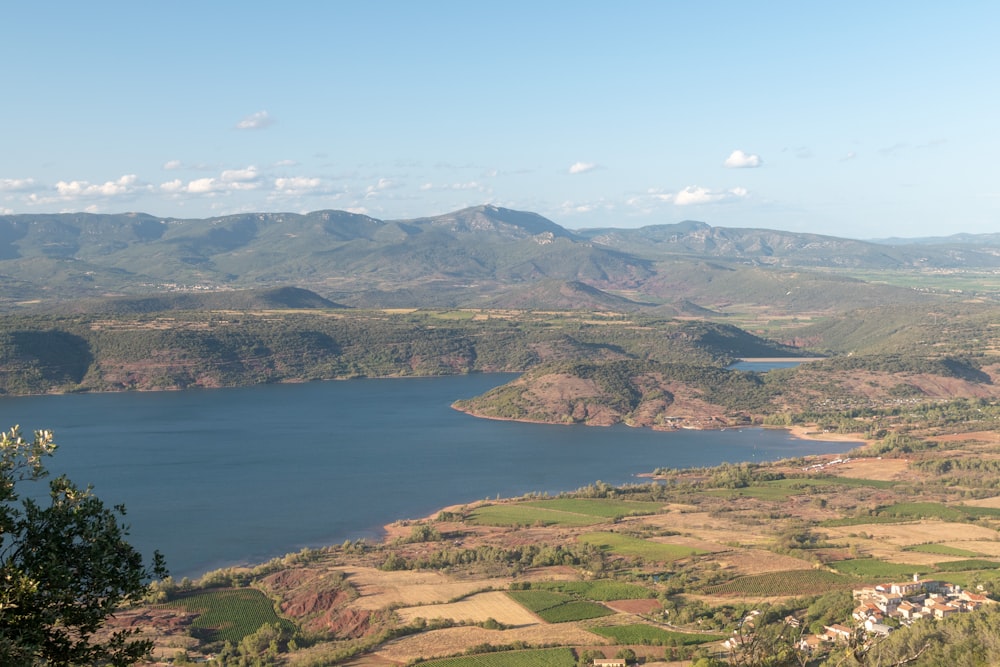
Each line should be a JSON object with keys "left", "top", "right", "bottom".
{"left": 0, "top": 374, "right": 857, "bottom": 578}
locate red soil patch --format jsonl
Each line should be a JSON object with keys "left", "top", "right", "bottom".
{"left": 604, "top": 598, "right": 662, "bottom": 614}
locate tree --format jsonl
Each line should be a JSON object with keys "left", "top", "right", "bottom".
{"left": 0, "top": 426, "right": 166, "bottom": 666}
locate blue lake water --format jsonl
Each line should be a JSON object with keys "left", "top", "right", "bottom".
{"left": 0, "top": 374, "right": 857, "bottom": 578}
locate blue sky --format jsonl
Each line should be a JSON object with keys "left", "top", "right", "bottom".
{"left": 2, "top": 2, "right": 998, "bottom": 238}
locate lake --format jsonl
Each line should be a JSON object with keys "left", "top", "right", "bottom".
{"left": 0, "top": 374, "right": 857, "bottom": 578}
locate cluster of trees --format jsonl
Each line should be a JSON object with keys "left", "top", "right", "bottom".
{"left": 0, "top": 310, "right": 803, "bottom": 395}
{"left": 379, "top": 541, "right": 606, "bottom": 576}
{"left": 0, "top": 426, "right": 165, "bottom": 665}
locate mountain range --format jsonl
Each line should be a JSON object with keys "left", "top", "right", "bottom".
{"left": 0, "top": 205, "right": 997, "bottom": 312}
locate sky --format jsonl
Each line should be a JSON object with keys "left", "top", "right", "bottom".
{"left": 2, "top": 2, "right": 998, "bottom": 239}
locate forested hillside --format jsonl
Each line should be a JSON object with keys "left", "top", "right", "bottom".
{"left": 0, "top": 308, "right": 798, "bottom": 395}
{"left": 1, "top": 206, "right": 998, "bottom": 312}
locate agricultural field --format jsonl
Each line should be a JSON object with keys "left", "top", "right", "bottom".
{"left": 161, "top": 588, "right": 293, "bottom": 644}
{"left": 767, "top": 476, "right": 898, "bottom": 490}
{"left": 467, "top": 498, "right": 664, "bottom": 527}
{"left": 589, "top": 623, "right": 723, "bottom": 646}
{"left": 372, "top": 625, "right": 607, "bottom": 664}
{"left": 467, "top": 504, "right": 608, "bottom": 528}
{"left": 521, "top": 498, "right": 665, "bottom": 518}
{"left": 934, "top": 559, "right": 1000, "bottom": 572}
{"left": 338, "top": 567, "right": 510, "bottom": 610}
{"left": 394, "top": 591, "right": 541, "bottom": 627}
{"left": 507, "top": 590, "right": 614, "bottom": 623}
{"left": 704, "top": 570, "right": 855, "bottom": 597}
{"left": 904, "top": 543, "right": 981, "bottom": 557}
{"left": 118, "top": 437, "right": 1000, "bottom": 666}
{"left": 578, "top": 532, "right": 708, "bottom": 562}
{"left": 417, "top": 647, "right": 577, "bottom": 667}
{"left": 829, "top": 559, "right": 929, "bottom": 579}
{"left": 703, "top": 485, "right": 800, "bottom": 500}
{"left": 531, "top": 580, "right": 654, "bottom": 601}
{"left": 822, "top": 520, "right": 1000, "bottom": 549}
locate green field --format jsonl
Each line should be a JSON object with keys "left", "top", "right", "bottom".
{"left": 830, "top": 559, "right": 928, "bottom": 579}
{"left": 704, "top": 486, "right": 800, "bottom": 500}
{"left": 878, "top": 502, "right": 971, "bottom": 521}
{"left": 507, "top": 590, "right": 613, "bottom": 623}
{"left": 578, "top": 532, "right": 707, "bottom": 562}
{"left": 523, "top": 498, "right": 665, "bottom": 518}
{"left": 708, "top": 477, "right": 899, "bottom": 501}
{"left": 162, "top": 588, "right": 294, "bottom": 644}
{"left": 872, "top": 502, "right": 1000, "bottom": 523}
{"left": 934, "top": 559, "right": 1000, "bottom": 572}
{"left": 904, "top": 544, "right": 980, "bottom": 557}
{"left": 934, "top": 570, "right": 1000, "bottom": 589}
{"left": 507, "top": 590, "right": 572, "bottom": 613}
{"left": 419, "top": 647, "right": 577, "bottom": 667}
{"left": 819, "top": 515, "right": 917, "bottom": 528}
{"left": 467, "top": 505, "right": 606, "bottom": 527}
{"left": 589, "top": 624, "right": 723, "bottom": 646}
{"left": 536, "top": 601, "right": 615, "bottom": 623}
{"left": 468, "top": 498, "right": 666, "bottom": 528}
{"left": 532, "top": 580, "right": 654, "bottom": 601}
{"left": 705, "top": 570, "right": 855, "bottom": 596}
{"left": 770, "top": 476, "right": 897, "bottom": 490}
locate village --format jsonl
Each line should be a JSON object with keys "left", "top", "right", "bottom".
{"left": 804, "top": 575, "right": 991, "bottom": 653}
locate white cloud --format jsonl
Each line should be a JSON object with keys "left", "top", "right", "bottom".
{"left": 0, "top": 207, "right": 12, "bottom": 214}
{"left": 273, "top": 159, "right": 297, "bottom": 167}
{"left": 221, "top": 166, "right": 259, "bottom": 183}
{"left": 55, "top": 174, "right": 147, "bottom": 199}
{"left": 723, "top": 150, "right": 762, "bottom": 168}
{"left": 162, "top": 160, "right": 182, "bottom": 170}
{"left": 0, "top": 178, "right": 41, "bottom": 192}
{"left": 274, "top": 176, "right": 324, "bottom": 194}
{"left": 185, "top": 178, "right": 219, "bottom": 194}
{"left": 568, "top": 161, "right": 598, "bottom": 174}
{"left": 674, "top": 185, "right": 748, "bottom": 206}
{"left": 364, "top": 178, "right": 401, "bottom": 198}
{"left": 235, "top": 110, "right": 274, "bottom": 130}
{"left": 160, "top": 179, "right": 184, "bottom": 193}
{"left": 418, "top": 181, "right": 487, "bottom": 192}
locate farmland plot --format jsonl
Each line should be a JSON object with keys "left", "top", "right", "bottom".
{"left": 374, "top": 626, "right": 607, "bottom": 663}
{"left": 823, "top": 521, "right": 1000, "bottom": 548}
{"left": 339, "top": 566, "right": 510, "bottom": 610}
{"left": 395, "top": 591, "right": 541, "bottom": 626}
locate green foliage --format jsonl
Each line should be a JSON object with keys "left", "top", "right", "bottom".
{"left": 767, "top": 476, "right": 897, "bottom": 490}
{"left": 468, "top": 504, "right": 607, "bottom": 528}
{"left": 407, "top": 524, "right": 443, "bottom": 543}
{"left": 417, "top": 647, "right": 577, "bottom": 667}
{"left": 522, "top": 498, "right": 665, "bottom": 519}
{"left": 578, "top": 532, "right": 707, "bottom": 562}
{"left": 830, "top": 559, "right": 929, "bottom": 579}
{"left": 933, "top": 559, "right": 1000, "bottom": 572}
{"left": 0, "top": 310, "right": 798, "bottom": 395}
{"left": 0, "top": 426, "right": 166, "bottom": 666}
{"left": 817, "top": 354, "right": 989, "bottom": 382}
{"left": 704, "top": 570, "right": 854, "bottom": 596}
{"left": 532, "top": 580, "right": 654, "bottom": 601}
{"left": 506, "top": 590, "right": 613, "bottom": 623}
{"left": 879, "top": 502, "right": 982, "bottom": 521}
{"left": 535, "top": 601, "right": 614, "bottom": 623}
{"left": 825, "top": 604, "right": 1000, "bottom": 666}
{"left": 589, "top": 624, "right": 723, "bottom": 646}
{"left": 507, "top": 590, "right": 571, "bottom": 613}
{"left": 162, "top": 588, "right": 295, "bottom": 645}
{"left": 905, "top": 544, "right": 980, "bottom": 557}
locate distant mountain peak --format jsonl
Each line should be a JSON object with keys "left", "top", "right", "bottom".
{"left": 399, "top": 205, "right": 577, "bottom": 240}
